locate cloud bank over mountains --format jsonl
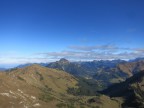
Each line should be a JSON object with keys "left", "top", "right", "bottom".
{"left": 0, "top": 44, "right": 144, "bottom": 66}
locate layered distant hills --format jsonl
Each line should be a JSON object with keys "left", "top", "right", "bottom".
{"left": 47, "top": 58, "right": 144, "bottom": 87}
{"left": 0, "top": 68, "right": 6, "bottom": 71}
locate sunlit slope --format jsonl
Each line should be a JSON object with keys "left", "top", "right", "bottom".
{"left": 0, "top": 64, "right": 120, "bottom": 108}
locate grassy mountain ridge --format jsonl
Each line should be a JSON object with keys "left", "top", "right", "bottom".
{"left": 0, "top": 64, "right": 120, "bottom": 108}
{"left": 0, "top": 64, "right": 79, "bottom": 108}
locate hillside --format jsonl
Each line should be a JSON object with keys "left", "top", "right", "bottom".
{"left": 0, "top": 64, "right": 120, "bottom": 108}
{"left": 102, "top": 70, "right": 144, "bottom": 108}
{"left": 117, "top": 60, "right": 144, "bottom": 76}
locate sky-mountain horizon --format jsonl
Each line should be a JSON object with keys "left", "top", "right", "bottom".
{"left": 0, "top": 0, "right": 144, "bottom": 67}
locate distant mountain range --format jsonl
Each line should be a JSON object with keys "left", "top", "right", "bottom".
{"left": 7, "top": 58, "right": 144, "bottom": 89}
{"left": 16, "top": 63, "right": 48, "bottom": 68}
{"left": 0, "top": 68, "right": 6, "bottom": 71}
{"left": 46, "top": 58, "right": 144, "bottom": 87}
{"left": 47, "top": 58, "right": 126, "bottom": 77}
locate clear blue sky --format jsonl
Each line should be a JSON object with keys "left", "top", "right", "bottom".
{"left": 0, "top": 0, "right": 144, "bottom": 67}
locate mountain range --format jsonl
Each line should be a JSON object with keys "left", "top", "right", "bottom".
{"left": 14, "top": 58, "right": 144, "bottom": 89}
{"left": 0, "top": 58, "right": 144, "bottom": 107}
{"left": 47, "top": 58, "right": 144, "bottom": 87}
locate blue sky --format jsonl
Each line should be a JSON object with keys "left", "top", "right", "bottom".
{"left": 0, "top": 0, "right": 144, "bottom": 67}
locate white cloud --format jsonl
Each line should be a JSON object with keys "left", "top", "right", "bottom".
{"left": 0, "top": 45, "right": 144, "bottom": 66}
{"left": 38, "top": 50, "right": 144, "bottom": 61}
{"left": 68, "top": 44, "right": 129, "bottom": 52}
{"left": 134, "top": 48, "right": 144, "bottom": 53}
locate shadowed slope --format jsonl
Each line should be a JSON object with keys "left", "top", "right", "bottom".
{"left": 102, "top": 70, "right": 144, "bottom": 108}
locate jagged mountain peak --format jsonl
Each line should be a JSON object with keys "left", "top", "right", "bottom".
{"left": 59, "top": 58, "right": 69, "bottom": 63}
